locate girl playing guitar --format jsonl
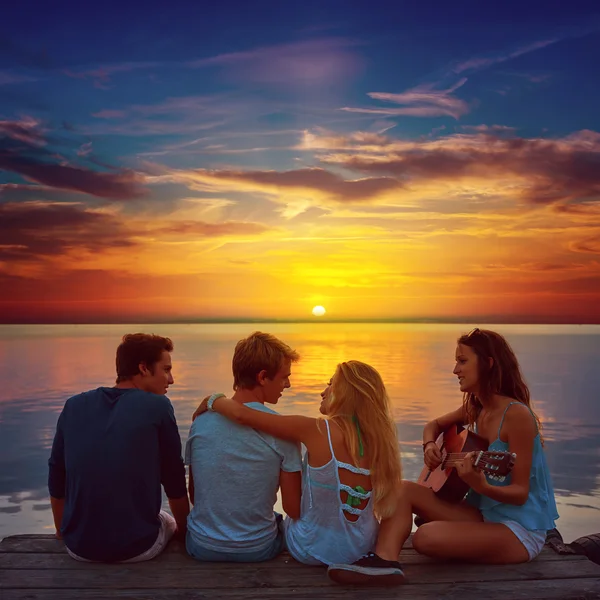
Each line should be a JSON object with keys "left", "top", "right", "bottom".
{"left": 328, "top": 328, "right": 559, "bottom": 584}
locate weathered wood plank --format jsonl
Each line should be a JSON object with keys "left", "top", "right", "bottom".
{"left": 0, "top": 550, "right": 419, "bottom": 569}
{"left": 2, "top": 559, "right": 599, "bottom": 589}
{"left": 0, "top": 536, "right": 68, "bottom": 554}
{"left": 0, "top": 548, "right": 587, "bottom": 570}
{"left": 2, "top": 579, "right": 600, "bottom": 600}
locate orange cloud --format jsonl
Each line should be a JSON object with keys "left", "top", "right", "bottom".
{"left": 570, "top": 237, "right": 600, "bottom": 255}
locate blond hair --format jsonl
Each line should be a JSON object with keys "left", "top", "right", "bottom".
{"left": 327, "top": 361, "right": 402, "bottom": 519}
{"left": 232, "top": 331, "right": 299, "bottom": 390}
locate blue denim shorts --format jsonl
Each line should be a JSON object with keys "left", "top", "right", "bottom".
{"left": 186, "top": 514, "right": 285, "bottom": 563}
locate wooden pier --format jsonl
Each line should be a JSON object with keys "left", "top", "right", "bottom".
{"left": 1, "top": 534, "right": 599, "bottom": 599}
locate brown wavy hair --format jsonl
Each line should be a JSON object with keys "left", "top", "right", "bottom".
{"left": 458, "top": 328, "right": 543, "bottom": 443}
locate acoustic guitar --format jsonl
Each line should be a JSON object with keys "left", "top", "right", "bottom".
{"left": 417, "top": 424, "right": 516, "bottom": 504}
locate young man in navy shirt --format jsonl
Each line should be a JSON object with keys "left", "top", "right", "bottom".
{"left": 48, "top": 333, "right": 189, "bottom": 562}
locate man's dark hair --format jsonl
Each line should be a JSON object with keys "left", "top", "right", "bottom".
{"left": 115, "top": 333, "right": 174, "bottom": 383}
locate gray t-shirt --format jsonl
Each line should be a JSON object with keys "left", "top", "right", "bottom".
{"left": 185, "top": 402, "right": 302, "bottom": 553}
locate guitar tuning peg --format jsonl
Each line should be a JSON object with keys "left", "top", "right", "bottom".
{"left": 511, "top": 453, "right": 517, "bottom": 458}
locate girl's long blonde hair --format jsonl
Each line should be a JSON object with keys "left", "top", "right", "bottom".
{"left": 326, "top": 360, "right": 402, "bottom": 519}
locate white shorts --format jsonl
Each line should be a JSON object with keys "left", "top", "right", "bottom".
{"left": 66, "top": 510, "right": 177, "bottom": 563}
{"left": 498, "top": 519, "right": 546, "bottom": 561}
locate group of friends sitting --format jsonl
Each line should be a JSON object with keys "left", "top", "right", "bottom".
{"left": 48, "top": 328, "right": 559, "bottom": 585}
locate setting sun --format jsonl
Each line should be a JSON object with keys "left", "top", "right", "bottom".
{"left": 312, "top": 306, "right": 326, "bottom": 317}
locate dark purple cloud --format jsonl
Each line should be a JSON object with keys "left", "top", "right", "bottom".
{"left": 0, "top": 118, "right": 146, "bottom": 199}
{"left": 0, "top": 202, "right": 135, "bottom": 259}
{"left": 0, "top": 202, "right": 274, "bottom": 263}
{"left": 157, "top": 220, "right": 272, "bottom": 237}
{"left": 318, "top": 130, "right": 600, "bottom": 204}
{"left": 200, "top": 167, "right": 400, "bottom": 202}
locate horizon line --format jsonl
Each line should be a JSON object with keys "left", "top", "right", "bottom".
{"left": 1, "top": 317, "right": 599, "bottom": 326}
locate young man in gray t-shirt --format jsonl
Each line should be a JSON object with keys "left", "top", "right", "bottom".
{"left": 185, "top": 332, "right": 302, "bottom": 562}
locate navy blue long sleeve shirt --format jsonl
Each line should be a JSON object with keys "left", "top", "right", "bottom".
{"left": 48, "top": 387, "right": 187, "bottom": 562}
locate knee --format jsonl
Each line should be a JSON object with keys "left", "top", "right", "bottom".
{"left": 399, "top": 479, "right": 419, "bottom": 500}
{"left": 412, "top": 523, "right": 438, "bottom": 556}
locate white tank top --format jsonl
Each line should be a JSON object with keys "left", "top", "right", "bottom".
{"left": 284, "top": 420, "right": 379, "bottom": 565}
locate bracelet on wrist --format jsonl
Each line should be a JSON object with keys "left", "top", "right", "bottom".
{"left": 422, "top": 440, "right": 436, "bottom": 451}
{"left": 207, "top": 393, "right": 226, "bottom": 411}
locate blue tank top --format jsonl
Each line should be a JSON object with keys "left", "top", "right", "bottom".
{"left": 467, "top": 402, "right": 559, "bottom": 531}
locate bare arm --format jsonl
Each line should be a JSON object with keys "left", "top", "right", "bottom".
{"left": 196, "top": 396, "right": 319, "bottom": 445}
{"left": 280, "top": 470, "right": 302, "bottom": 519}
{"left": 423, "top": 405, "right": 468, "bottom": 444}
{"left": 423, "top": 405, "right": 467, "bottom": 469}
{"left": 474, "top": 404, "right": 536, "bottom": 505}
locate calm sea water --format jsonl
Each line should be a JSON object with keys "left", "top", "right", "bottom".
{"left": 1, "top": 323, "right": 599, "bottom": 543}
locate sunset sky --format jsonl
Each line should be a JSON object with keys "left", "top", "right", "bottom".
{"left": 1, "top": 1, "right": 600, "bottom": 323}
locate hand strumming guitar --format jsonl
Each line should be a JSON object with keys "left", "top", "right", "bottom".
{"left": 423, "top": 441, "right": 443, "bottom": 470}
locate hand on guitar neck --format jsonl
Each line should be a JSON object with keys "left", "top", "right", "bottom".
{"left": 455, "top": 451, "right": 489, "bottom": 493}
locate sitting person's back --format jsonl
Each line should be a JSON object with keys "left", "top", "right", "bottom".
{"left": 284, "top": 418, "right": 378, "bottom": 565}
{"left": 185, "top": 332, "right": 302, "bottom": 562}
{"left": 186, "top": 402, "right": 301, "bottom": 557}
{"left": 48, "top": 334, "right": 189, "bottom": 563}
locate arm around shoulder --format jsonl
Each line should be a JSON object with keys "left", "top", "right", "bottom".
{"left": 211, "top": 396, "right": 318, "bottom": 444}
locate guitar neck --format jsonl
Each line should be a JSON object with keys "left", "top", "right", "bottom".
{"left": 445, "top": 452, "right": 473, "bottom": 459}
{"left": 442, "top": 451, "right": 484, "bottom": 467}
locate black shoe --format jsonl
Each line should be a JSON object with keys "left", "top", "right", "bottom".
{"left": 327, "top": 552, "right": 406, "bottom": 586}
